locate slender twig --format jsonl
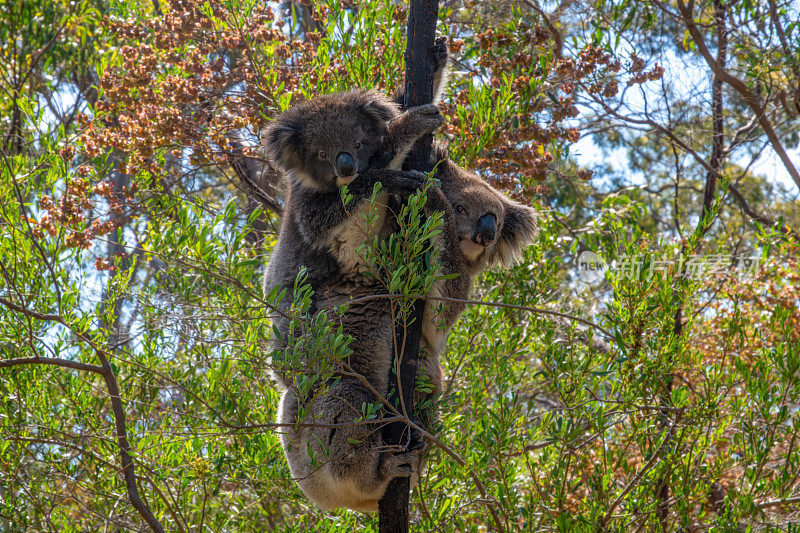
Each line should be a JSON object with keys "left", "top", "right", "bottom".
{"left": 344, "top": 292, "right": 617, "bottom": 341}
{"left": 94, "top": 348, "right": 165, "bottom": 533}
{"left": 586, "top": 95, "right": 796, "bottom": 236}
{"left": 599, "top": 415, "right": 679, "bottom": 528}
{"left": 756, "top": 495, "right": 800, "bottom": 509}
{"left": 0, "top": 356, "right": 103, "bottom": 374}
{"left": 0, "top": 296, "right": 65, "bottom": 322}
{"left": 0, "top": 296, "right": 165, "bottom": 532}
{"left": 523, "top": 0, "right": 564, "bottom": 58}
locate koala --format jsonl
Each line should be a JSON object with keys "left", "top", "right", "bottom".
{"left": 262, "top": 93, "right": 444, "bottom": 308}
{"left": 419, "top": 146, "right": 540, "bottom": 359}
{"left": 269, "top": 39, "right": 539, "bottom": 512}
{"left": 276, "top": 148, "right": 539, "bottom": 512}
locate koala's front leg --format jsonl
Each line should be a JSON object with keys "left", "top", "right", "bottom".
{"left": 367, "top": 168, "right": 429, "bottom": 199}
{"left": 380, "top": 105, "right": 445, "bottom": 169}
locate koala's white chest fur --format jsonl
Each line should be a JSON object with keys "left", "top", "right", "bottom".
{"left": 421, "top": 283, "right": 449, "bottom": 356}
{"left": 327, "top": 192, "right": 390, "bottom": 273}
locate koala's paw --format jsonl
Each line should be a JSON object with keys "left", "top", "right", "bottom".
{"left": 385, "top": 170, "right": 427, "bottom": 198}
{"left": 407, "top": 103, "right": 445, "bottom": 134}
{"left": 384, "top": 450, "right": 419, "bottom": 479}
{"left": 431, "top": 36, "right": 449, "bottom": 69}
{"left": 406, "top": 425, "right": 426, "bottom": 452}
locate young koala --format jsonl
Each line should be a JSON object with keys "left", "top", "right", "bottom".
{"left": 420, "top": 146, "right": 540, "bottom": 358}
{"left": 277, "top": 149, "right": 539, "bottom": 512}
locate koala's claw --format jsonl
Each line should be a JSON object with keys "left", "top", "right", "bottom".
{"left": 414, "top": 103, "right": 441, "bottom": 116}
{"left": 406, "top": 427, "right": 425, "bottom": 451}
{"left": 431, "top": 36, "right": 449, "bottom": 68}
{"left": 385, "top": 170, "right": 427, "bottom": 197}
{"left": 408, "top": 103, "right": 445, "bottom": 133}
{"left": 385, "top": 451, "right": 417, "bottom": 478}
{"left": 405, "top": 171, "right": 429, "bottom": 194}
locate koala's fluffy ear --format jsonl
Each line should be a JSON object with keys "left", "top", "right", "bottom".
{"left": 261, "top": 117, "right": 302, "bottom": 172}
{"left": 493, "top": 200, "right": 539, "bottom": 267}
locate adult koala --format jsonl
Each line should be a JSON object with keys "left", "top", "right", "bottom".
{"left": 277, "top": 147, "right": 539, "bottom": 512}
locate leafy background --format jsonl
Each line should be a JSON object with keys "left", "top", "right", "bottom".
{"left": 1, "top": 0, "right": 799, "bottom": 530}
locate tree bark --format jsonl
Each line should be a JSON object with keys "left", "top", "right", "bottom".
{"left": 378, "top": 1, "right": 439, "bottom": 531}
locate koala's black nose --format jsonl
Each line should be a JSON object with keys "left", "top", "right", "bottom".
{"left": 472, "top": 213, "right": 497, "bottom": 246}
{"left": 335, "top": 152, "right": 355, "bottom": 177}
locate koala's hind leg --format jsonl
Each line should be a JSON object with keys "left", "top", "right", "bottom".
{"left": 431, "top": 36, "right": 451, "bottom": 103}
{"left": 391, "top": 36, "right": 450, "bottom": 107}
{"left": 279, "top": 382, "right": 423, "bottom": 512}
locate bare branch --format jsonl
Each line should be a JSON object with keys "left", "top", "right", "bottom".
{"left": 0, "top": 295, "right": 164, "bottom": 531}
{"left": 95, "top": 348, "right": 165, "bottom": 533}
{"left": 0, "top": 356, "right": 104, "bottom": 374}
{"left": 585, "top": 95, "right": 796, "bottom": 236}
{"left": 676, "top": 0, "right": 800, "bottom": 191}
{"left": 344, "top": 292, "right": 617, "bottom": 341}
{"left": 224, "top": 130, "right": 283, "bottom": 215}
{"left": 0, "top": 296, "right": 64, "bottom": 322}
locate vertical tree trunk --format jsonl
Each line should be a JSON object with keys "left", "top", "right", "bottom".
{"left": 378, "top": 1, "right": 439, "bottom": 531}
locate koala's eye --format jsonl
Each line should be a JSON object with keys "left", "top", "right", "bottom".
{"left": 318, "top": 151, "right": 329, "bottom": 160}
{"left": 456, "top": 205, "right": 466, "bottom": 214}
{"left": 355, "top": 141, "right": 362, "bottom": 149}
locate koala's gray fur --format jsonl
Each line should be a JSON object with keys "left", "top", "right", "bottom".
{"left": 268, "top": 39, "right": 538, "bottom": 512}
{"left": 277, "top": 148, "right": 539, "bottom": 512}
{"left": 262, "top": 43, "right": 450, "bottom": 394}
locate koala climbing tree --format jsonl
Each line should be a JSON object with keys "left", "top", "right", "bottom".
{"left": 380, "top": 0, "right": 441, "bottom": 531}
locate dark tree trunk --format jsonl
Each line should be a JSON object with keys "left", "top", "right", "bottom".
{"left": 378, "top": 1, "right": 439, "bottom": 531}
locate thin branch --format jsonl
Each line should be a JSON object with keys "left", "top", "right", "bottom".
{"left": 675, "top": 0, "right": 800, "bottom": 191}
{"left": 0, "top": 295, "right": 165, "bottom": 532}
{"left": 0, "top": 356, "right": 103, "bottom": 374}
{"left": 599, "top": 414, "right": 679, "bottom": 527}
{"left": 756, "top": 495, "right": 800, "bottom": 509}
{"left": 94, "top": 348, "right": 165, "bottom": 533}
{"left": 767, "top": 0, "right": 800, "bottom": 88}
{"left": 587, "top": 96, "right": 796, "bottom": 236}
{"left": 224, "top": 130, "right": 282, "bottom": 215}
{"left": 345, "top": 292, "right": 617, "bottom": 341}
{"left": 523, "top": 0, "right": 564, "bottom": 58}
{"left": 0, "top": 296, "right": 66, "bottom": 323}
